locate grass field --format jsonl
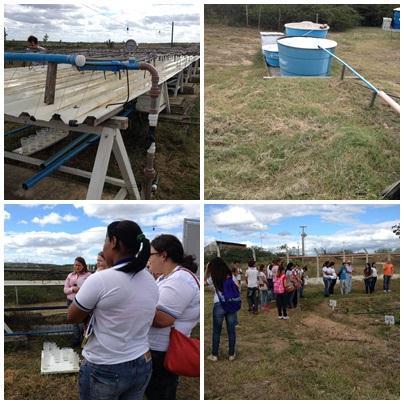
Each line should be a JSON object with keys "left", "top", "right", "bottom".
{"left": 204, "top": 25, "right": 400, "bottom": 199}
{"left": 5, "top": 317, "right": 200, "bottom": 400}
{"left": 204, "top": 280, "right": 400, "bottom": 399}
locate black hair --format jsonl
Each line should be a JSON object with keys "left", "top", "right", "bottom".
{"left": 323, "top": 261, "right": 330, "bottom": 267}
{"left": 207, "top": 257, "right": 232, "bottom": 292}
{"left": 286, "top": 262, "right": 294, "bottom": 271}
{"left": 151, "top": 234, "right": 198, "bottom": 273}
{"left": 107, "top": 220, "right": 150, "bottom": 275}
{"left": 27, "top": 35, "right": 38, "bottom": 44}
{"left": 247, "top": 259, "right": 256, "bottom": 267}
{"left": 74, "top": 256, "right": 88, "bottom": 273}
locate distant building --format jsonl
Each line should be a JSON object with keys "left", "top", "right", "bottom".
{"left": 205, "top": 240, "right": 247, "bottom": 254}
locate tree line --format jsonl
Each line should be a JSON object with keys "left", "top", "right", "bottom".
{"left": 205, "top": 4, "right": 400, "bottom": 31}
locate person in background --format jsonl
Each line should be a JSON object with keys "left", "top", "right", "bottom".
{"left": 146, "top": 234, "right": 200, "bottom": 400}
{"left": 346, "top": 261, "right": 353, "bottom": 293}
{"left": 64, "top": 257, "right": 91, "bottom": 347}
{"left": 258, "top": 264, "right": 269, "bottom": 312}
{"left": 27, "top": 35, "right": 47, "bottom": 52}
{"left": 68, "top": 220, "right": 158, "bottom": 399}
{"left": 322, "top": 261, "right": 332, "bottom": 297}
{"left": 231, "top": 260, "right": 242, "bottom": 288}
{"left": 300, "top": 266, "right": 308, "bottom": 298}
{"left": 328, "top": 262, "right": 337, "bottom": 295}
{"left": 205, "top": 257, "right": 238, "bottom": 362}
{"left": 266, "top": 263, "right": 274, "bottom": 302}
{"left": 245, "top": 260, "right": 259, "bottom": 314}
{"left": 95, "top": 251, "right": 108, "bottom": 272}
{"left": 273, "top": 262, "right": 288, "bottom": 320}
{"left": 363, "top": 263, "right": 372, "bottom": 294}
{"left": 383, "top": 260, "right": 394, "bottom": 292}
{"left": 338, "top": 262, "right": 349, "bottom": 295}
{"left": 285, "top": 262, "right": 294, "bottom": 308}
{"left": 370, "top": 262, "right": 378, "bottom": 293}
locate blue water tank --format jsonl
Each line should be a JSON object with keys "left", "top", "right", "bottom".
{"left": 277, "top": 36, "right": 337, "bottom": 77}
{"left": 284, "top": 22, "right": 329, "bottom": 38}
{"left": 262, "top": 44, "right": 279, "bottom": 67}
{"left": 392, "top": 8, "right": 400, "bottom": 29}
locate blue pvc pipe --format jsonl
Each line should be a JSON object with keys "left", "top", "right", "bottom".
{"left": 79, "top": 58, "right": 140, "bottom": 72}
{"left": 318, "top": 45, "right": 379, "bottom": 93}
{"left": 5, "top": 125, "right": 33, "bottom": 137}
{"left": 5, "top": 52, "right": 85, "bottom": 66}
{"left": 40, "top": 133, "right": 93, "bottom": 168}
{"left": 22, "top": 134, "right": 100, "bottom": 190}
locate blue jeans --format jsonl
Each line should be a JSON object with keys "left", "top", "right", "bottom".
{"left": 79, "top": 353, "right": 152, "bottom": 399}
{"left": 383, "top": 275, "right": 392, "bottom": 291}
{"left": 260, "top": 289, "right": 269, "bottom": 305}
{"left": 247, "top": 287, "right": 258, "bottom": 311}
{"left": 212, "top": 302, "right": 237, "bottom": 356}
{"left": 323, "top": 277, "right": 331, "bottom": 297}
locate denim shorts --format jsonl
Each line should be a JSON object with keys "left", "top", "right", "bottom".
{"left": 79, "top": 351, "right": 152, "bottom": 400}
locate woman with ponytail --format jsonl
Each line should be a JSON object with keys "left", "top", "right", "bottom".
{"left": 146, "top": 234, "right": 200, "bottom": 400}
{"left": 67, "top": 220, "right": 159, "bottom": 400}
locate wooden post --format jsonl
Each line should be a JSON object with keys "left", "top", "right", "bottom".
{"left": 246, "top": 5, "right": 249, "bottom": 27}
{"left": 369, "top": 92, "right": 377, "bottom": 108}
{"left": 15, "top": 286, "right": 19, "bottom": 305}
{"left": 340, "top": 65, "right": 346, "bottom": 81}
{"left": 44, "top": 62, "right": 58, "bottom": 105}
{"left": 258, "top": 5, "right": 262, "bottom": 31}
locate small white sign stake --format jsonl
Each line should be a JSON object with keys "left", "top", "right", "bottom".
{"left": 329, "top": 299, "right": 337, "bottom": 310}
{"left": 384, "top": 315, "right": 395, "bottom": 325}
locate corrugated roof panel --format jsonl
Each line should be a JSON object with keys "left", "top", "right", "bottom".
{"left": 4, "top": 55, "right": 199, "bottom": 126}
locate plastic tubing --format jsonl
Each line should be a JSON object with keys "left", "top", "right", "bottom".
{"left": 5, "top": 52, "right": 86, "bottom": 67}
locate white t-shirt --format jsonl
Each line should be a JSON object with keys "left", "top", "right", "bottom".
{"left": 322, "top": 266, "right": 333, "bottom": 278}
{"left": 266, "top": 267, "right": 273, "bottom": 279}
{"left": 246, "top": 267, "right": 259, "bottom": 288}
{"left": 148, "top": 266, "right": 200, "bottom": 352}
{"left": 259, "top": 272, "right": 268, "bottom": 290}
{"left": 329, "top": 267, "right": 337, "bottom": 280}
{"left": 74, "top": 262, "right": 159, "bottom": 365}
{"left": 371, "top": 267, "right": 378, "bottom": 277}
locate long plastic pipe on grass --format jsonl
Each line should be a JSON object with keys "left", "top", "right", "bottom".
{"left": 318, "top": 45, "right": 400, "bottom": 114}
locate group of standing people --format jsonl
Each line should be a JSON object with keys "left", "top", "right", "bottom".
{"left": 243, "top": 259, "right": 306, "bottom": 318}
{"left": 63, "top": 220, "right": 200, "bottom": 400}
{"left": 323, "top": 260, "right": 395, "bottom": 296}
{"left": 322, "top": 261, "right": 353, "bottom": 296}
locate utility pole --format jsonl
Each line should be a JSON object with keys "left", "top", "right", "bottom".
{"left": 300, "top": 226, "right": 307, "bottom": 256}
{"left": 171, "top": 21, "right": 174, "bottom": 48}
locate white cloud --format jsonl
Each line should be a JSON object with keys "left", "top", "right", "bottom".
{"left": 4, "top": 210, "right": 11, "bottom": 220}
{"left": 32, "top": 212, "right": 78, "bottom": 227}
{"left": 18, "top": 220, "right": 28, "bottom": 225}
{"left": 212, "top": 206, "right": 267, "bottom": 231}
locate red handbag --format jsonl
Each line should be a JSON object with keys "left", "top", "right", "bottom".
{"left": 164, "top": 327, "right": 200, "bottom": 377}
{"left": 163, "top": 267, "right": 200, "bottom": 377}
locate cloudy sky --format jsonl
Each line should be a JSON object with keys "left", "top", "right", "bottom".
{"left": 205, "top": 204, "right": 400, "bottom": 254}
{"left": 4, "top": 2, "right": 200, "bottom": 43}
{"left": 4, "top": 203, "right": 200, "bottom": 264}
